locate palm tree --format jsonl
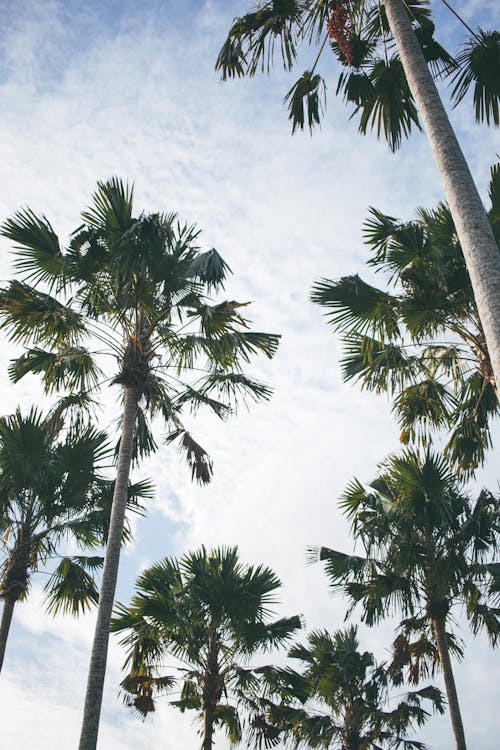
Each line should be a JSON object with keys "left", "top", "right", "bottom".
{"left": 0, "top": 406, "right": 148, "bottom": 672}
{"left": 111, "top": 546, "right": 302, "bottom": 750}
{"left": 245, "top": 625, "right": 444, "bottom": 750}
{"left": 0, "top": 178, "right": 280, "bottom": 749}
{"left": 216, "top": 0, "right": 500, "bottom": 399}
{"left": 311, "top": 450, "right": 499, "bottom": 750}
{"left": 311, "top": 160, "right": 500, "bottom": 473}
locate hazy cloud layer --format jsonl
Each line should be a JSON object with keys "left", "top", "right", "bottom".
{"left": 0, "top": 1, "right": 498, "bottom": 748}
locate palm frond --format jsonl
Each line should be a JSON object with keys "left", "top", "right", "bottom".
{"left": 354, "top": 56, "right": 421, "bottom": 152}
{"left": 0, "top": 208, "right": 63, "bottom": 287}
{"left": 81, "top": 177, "right": 134, "bottom": 236}
{"left": 185, "top": 248, "right": 232, "bottom": 292}
{"left": 195, "top": 372, "right": 273, "bottom": 410}
{"left": 284, "top": 71, "right": 326, "bottom": 133}
{"left": 175, "top": 386, "right": 231, "bottom": 420}
{"left": 165, "top": 429, "right": 213, "bottom": 485}
{"left": 311, "top": 275, "right": 399, "bottom": 337}
{"left": 0, "top": 280, "right": 85, "bottom": 347}
{"left": 8, "top": 346, "right": 101, "bottom": 394}
{"left": 451, "top": 30, "right": 500, "bottom": 125}
{"left": 44, "top": 556, "right": 102, "bottom": 615}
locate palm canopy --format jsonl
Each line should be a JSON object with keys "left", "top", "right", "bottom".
{"left": 0, "top": 406, "right": 149, "bottom": 669}
{"left": 245, "top": 625, "right": 444, "bottom": 750}
{"left": 311, "top": 160, "right": 500, "bottom": 474}
{"left": 311, "top": 450, "right": 499, "bottom": 749}
{"left": 312, "top": 448, "right": 499, "bottom": 666}
{"left": 0, "top": 178, "right": 281, "bottom": 748}
{"left": 0, "top": 177, "right": 279, "bottom": 480}
{"left": 216, "top": 1, "right": 498, "bottom": 150}
{"left": 111, "top": 546, "right": 302, "bottom": 748}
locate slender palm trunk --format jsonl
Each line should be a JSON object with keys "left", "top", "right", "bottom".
{"left": 0, "top": 597, "right": 16, "bottom": 673}
{"left": 79, "top": 386, "right": 138, "bottom": 750}
{"left": 202, "top": 632, "right": 219, "bottom": 750}
{"left": 384, "top": 0, "right": 500, "bottom": 392}
{"left": 431, "top": 615, "right": 467, "bottom": 750}
{"left": 203, "top": 703, "right": 216, "bottom": 750}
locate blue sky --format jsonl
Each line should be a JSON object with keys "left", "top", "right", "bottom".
{"left": 0, "top": 1, "right": 498, "bottom": 748}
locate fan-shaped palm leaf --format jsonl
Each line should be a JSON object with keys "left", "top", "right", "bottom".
{"left": 451, "top": 30, "right": 500, "bottom": 125}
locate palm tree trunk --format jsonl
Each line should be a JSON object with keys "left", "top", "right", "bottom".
{"left": 203, "top": 703, "right": 216, "bottom": 750}
{"left": 431, "top": 615, "right": 467, "bottom": 750}
{"left": 384, "top": 0, "right": 500, "bottom": 393}
{"left": 79, "top": 386, "right": 138, "bottom": 750}
{"left": 0, "top": 597, "right": 16, "bottom": 673}
{"left": 202, "top": 631, "right": 219, "bottom": 750}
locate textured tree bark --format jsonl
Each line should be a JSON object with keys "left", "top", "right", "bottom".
{"left": 202, "top": 631, "right": 219, "bottom": 750}
{"left": 384, "top": 0, "right": 500, "bottom": 393}
{"left": 0, "top": 597, "right": 16, "bottom": 673}
{"left": 432, "top": 615, "right": 467, "bottom": 750}
{"left": 78, "top": 386, "right": 138, "bottom": 750}
{"left": 203, "top": 702, "right": 216, "bottom": 750}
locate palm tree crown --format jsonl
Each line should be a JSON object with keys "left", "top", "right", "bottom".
{"left": 0, "top": 178, "right": 280, "bottom": 749}
{"left": 0, "top": 407, "right": 148, "bottom": 672}
{"left": 311, "top": 160, "right": 500, "bottom": 473}
{"left": 216, "top": 0, "right": 498, "bottom": 146}
{"left": 0, "top": 178, "right": 279, "bottom": 476}
{"left": 246, "top": 625, "right": 444, "bottom": 750}
{"left": 111, "top": 546, "right": 302, "bottom": 749}
{"left": 313, "top": 450, "right": 499, "bottom": 749}
{"left": 215, "top": 0, "right": 500, "bottom": 433}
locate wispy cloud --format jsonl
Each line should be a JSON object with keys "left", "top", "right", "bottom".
{"left": 0, "top": 2, "right": 498, "bottom": 748}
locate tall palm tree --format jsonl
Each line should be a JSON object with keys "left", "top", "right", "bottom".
{"left": 311, "top": 450, "right": 499, "bottom": 750}
{"left": 245, "top": 625, "right": 444, "bottom": 750}
{"left": 111, "top": 546, "right": 302, "bottom": 750}
{"left": 216, "top": 0, "right": 500, "bottom": 397}
{"left": 0, "top": 406, "right": 148, "bottom": 672}
{"left": 311, "top": 160, "right": 500, "bottom": 473}
{"left": 0, "top": 178, "right": 280, "bottom": 749}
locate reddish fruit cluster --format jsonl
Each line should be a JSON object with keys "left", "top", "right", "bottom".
{"left": 326, "top": 0, "right": 353, "bottom": 65}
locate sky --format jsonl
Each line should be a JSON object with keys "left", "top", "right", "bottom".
{"left": 0, "top": 1, "right": 498, "bottom": 748}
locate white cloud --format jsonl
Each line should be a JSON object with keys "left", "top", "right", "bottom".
{"left": 0, "top": 1, "right": 498, "bottom": 748}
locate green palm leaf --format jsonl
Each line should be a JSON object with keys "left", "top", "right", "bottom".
{"left": 0, "top": 281, "right": 85, "bottom": 346}
{"left": 44, "top": 556, "right": 103, "bottom": 616}
{"left": 1, "top": 208, "right": 63, "bottom": 288}
{"left": 355, "top": 57, "right": 421, "bottom": 152}
{"left": 451, "top": 30, "right": 500, "bottom": 125}
{"left": 284, "top": 71, "right": 326, "bottom": 133}
{"left": 112, "top": 546, "right": 301, "bottom": 747}
{"left": 8, "top": 346, "right": 101, "bottom": 393}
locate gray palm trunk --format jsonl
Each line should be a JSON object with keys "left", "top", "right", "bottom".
{"left": 203, "top": 704, "right": 216, "bottom": 750}
{"left": 0, "top": 597, "right": 16, "bottom": 673}
{"left": 202, "top": 631, "right": 220, "bottom": 750}
{"left": 79, "top": 386, "right": 138, "bottom": 750}
{"left": 0, "top": 530, "right": 31, "bottom": 674}
{"left": 384, "top": 0, "right": 500, "bottom": 392}
{"left": 431, "top": 615, "right": 467, "bottom": 750}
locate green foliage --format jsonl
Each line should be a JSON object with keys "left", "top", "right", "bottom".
{"left": 216, "top": 1, "right": 498, "bottom": 145}
{"left": 111, "top": 546, "right": 301, "bottom": 745}
{"left": 284, "top": 71, "right": 326, "bottom": 133}
{"left": 0, "top": 178, "right": 280, "bottom": 483}
{"left": 246, "top": 625, "right": 443, "bottom": 749}
{"left": 451, "top": 30, "right": 500, "bottom": 126}
{"left": 311, "top": 162, "right": 500, "bottom": 474}
{"left": 0, "top": 409, "right": 145, "bottom": 621}
{"left": 314, "top": 450, "right": 499, "bottom": 672}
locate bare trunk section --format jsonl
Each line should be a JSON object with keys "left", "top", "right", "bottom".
{"left": 384, "top": 0, "right": 500, "bottom": 393}
{"left": 432, "top": 615, "right": 467, "bottom": 750}
{"left": 202, "top": 631, "right": 220, "bottom": 750}
{"left": 203, "top": 703, "right": 216, "bottom": 750}
{"left": 78, "top": 386, "right": 138, "bottom": 750}
{"left": 0, "top": 597, "right": 16, "bottom": 673}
